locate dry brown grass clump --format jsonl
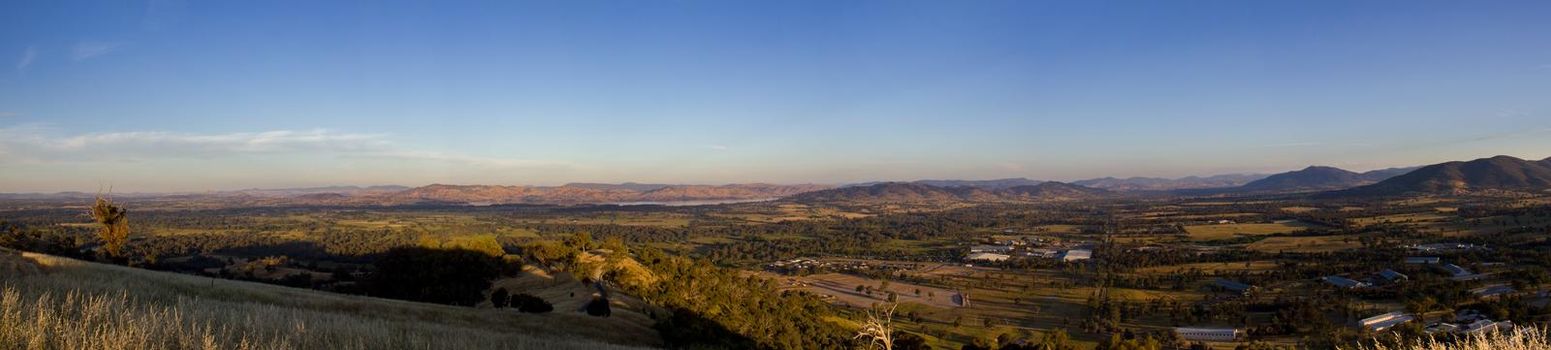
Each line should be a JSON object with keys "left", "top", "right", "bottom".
{"left": 0, "top": 252, "right": 658, "bottom": 350}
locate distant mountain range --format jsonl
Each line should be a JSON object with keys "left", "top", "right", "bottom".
{"left": 791, "top": 182, "right": 1107, "bottom": 204}
{"left": 6, "top": 155, "right": 1549, "bottom": 206}
{"left": 1072, "top": 174, "right": 1268, "bottom": 191}
{"left": 384, "top": 183, "right": 832, "bottom": 205}
{"left": 560, "top": 182, "right": 673, "bottom": 192}
{"left": 233, "top": 185, "right": 411, "bottom": 196}
{"left": 1334, "top": 156, "right": 1551, "bottom": 196}
{"left": 847, "top": 178, "right": 1046, "bottom": 190}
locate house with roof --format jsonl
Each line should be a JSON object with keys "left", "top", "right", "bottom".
{"left": 1322, "top": 276, "right": 1371, "bottom": 289}
{"left": 1212, "top": 278, "right": 1257, "bottom": 296}
{"left": 1377, "top": 269, "right": 1408, "bottom": 283}
{"left": 1437, "top": 263, "right": 1473, "bottom": 278}
{"left": 1472, "top": 284, "right": 1516, "bottom": 300}
{"left": 1404, "top": 257, "right": 1441, "bottom": 264}
{"left": 1461, "top": 320, "right": 1513, "bottom": 335}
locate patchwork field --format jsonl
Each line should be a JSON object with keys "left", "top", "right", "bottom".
{"left": 1183, "top": 220, "right": 1311, "bottom": 240}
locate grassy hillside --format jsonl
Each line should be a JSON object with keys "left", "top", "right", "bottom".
{"left": 1349, "top": 327, "right": 1547, "bottom": 350}
{"left": 0, "top": 249, "right": 658, "bottom": 350}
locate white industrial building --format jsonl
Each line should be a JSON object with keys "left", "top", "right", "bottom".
{"left": 1173, "top": 327, "right": 1241, "bottom": 342}
{"left": 1359, "top": 312, "right": 1415, "bottom": 332}
{"left": 967, "top": 252, "right": 1011, "bottom": 262}
{"left": 1060, "top": 249, "right": 1092, "bottom": 262}
{"left": 970, "top": 245, "right": 1014, "bottom": 253}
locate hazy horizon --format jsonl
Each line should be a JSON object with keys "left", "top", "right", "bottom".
{"left": 4, "top": 1, "right": 1551, "bottom": 192}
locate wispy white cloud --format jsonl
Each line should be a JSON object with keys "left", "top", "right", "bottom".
{"left": 0, "top": 126, "right": 565, "bottom": 171}
{"left": 363, "top": 150, "right": 571, "bottom": 169}
{"left": 1253, "top": 142, "right": 1322, "bottom": 148}
{"left": 71, "top": 41, "right": 126, "bottom": 61}
{"left": 16, "top": 46, "right": 36, "bottom": 72}
{"left": 0, "top": 127, "right": 389, "bottom": 162}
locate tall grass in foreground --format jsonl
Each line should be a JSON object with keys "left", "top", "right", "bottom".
{"left": 0, "top": 251, "right": 654, "bottom": 350}
{"left": 1348, "top": 327, "right": 1549, "bottom": 350}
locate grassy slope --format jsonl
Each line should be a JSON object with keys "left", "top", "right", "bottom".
{"left": 0, "top": 250, "right": 659, "bottom": 350}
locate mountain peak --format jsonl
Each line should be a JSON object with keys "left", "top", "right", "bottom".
{"left": 1336, "top": 156, "right": 1551, "bottom": 196}
{"left": 1240, "top": 166, "right": 1365, "bottom": 192}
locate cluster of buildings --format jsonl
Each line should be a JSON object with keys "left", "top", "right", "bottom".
{"left": 1320, "top": 268, "right": 1410, "bottom": 290}
{"left": 962, "top": 237, "right": 1092, "bottom": 264}
{"left": 764, "top": 258, "right": 919, "bottom": 274}
{"left": 1410, "top": 242, "right": 1482, "bottom": 253}
{"left": 1424, "top": 310, "right": 1515, "bottom": 335}
{"left": 964, "top": 246, "right": 1091, "bottom": 264}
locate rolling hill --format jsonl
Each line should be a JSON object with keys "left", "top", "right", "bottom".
{"left": 0, "top": 249, "right": 656, "bottom": 349}
{"left": 790, "top": 182, "right": 1106, "bottom": 204}
{"left": 365, "top": 183, "right": 833, "bottom": 205}
{"left": 1336, "top": 155, "right": 1551, "bottom": 196}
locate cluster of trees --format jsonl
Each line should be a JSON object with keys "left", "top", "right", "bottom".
{"left": 489, "top": 288, "right": 553, "bottom": 313}
{"left": 363, "top": 246, "right": 500, "bottom": 306}
{"left": 628, "top": 246, "right": 852, "bottom": 349}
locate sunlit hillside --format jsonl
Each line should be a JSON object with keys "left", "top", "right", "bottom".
{"left": 0, "top": 249, "right": 657, "bottom": 350}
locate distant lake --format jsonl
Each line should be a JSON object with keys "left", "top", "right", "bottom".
{"left": 605, "top": 198, "right": 777, "bottom": 206}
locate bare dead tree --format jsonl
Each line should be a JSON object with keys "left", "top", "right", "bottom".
{"left": 855, "top": 302, "right": 897, "bottom": 350}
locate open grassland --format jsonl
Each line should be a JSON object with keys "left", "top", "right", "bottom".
{"left": 1245, "top": 234, "right": 1362, "bottom": 253}
{"left": 1136, "top": 260, "right": 1280, "bottom": 274}
{"left": 766, "top": 272, "right": 963, "bottom": 309}
{"left": 712, "top": 203, "right": 872, "bottom": 223}
{"left": 1183, "top": 220, "right": 1311, "bottom": 240}
{"left": 0, "top": 250, "right": 656, "bottom": 350}
{"left": 1349, "top": 212, "right": 1451, "bottom": 226}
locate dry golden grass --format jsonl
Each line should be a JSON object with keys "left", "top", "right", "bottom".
{"left": 1245, "top": 235, "right": 1362, "bottom": 253}
{"left": 1183, "top": 220, "right": 1310, "bottom": 240}
{"left": 1280, "top": 206, "right": 1319, "bottom": 213}
{"left": 0, "top": 251, "right": 657, "bottom": 350}
{"left": 1348, "top": 327, "right": 1548, "bottom": 350}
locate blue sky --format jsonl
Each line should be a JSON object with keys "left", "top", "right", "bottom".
{"left": 2, "top": 1, "right": 1550, "bottom": 192}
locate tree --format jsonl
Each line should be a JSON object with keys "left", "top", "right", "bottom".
{"left": 490, "top": 287, "right": 510, "bottom": 308}
{"left": 365, "top": 247, "right": 499, "bottom": 306}
{"left": 89, "top": 196, "right": 130, "bottom": 258}
{"left": 585, "top": 296, "right": 612, "bottom": 317}
{"left": 855, "top": 303, "right": 897, "bottom": 350}
{"left": 511, "top": 293, "right": 553, "bottom": 313}
{"left": 1037, "top": 329, "right": 1076, "bottom": 350}
{"left": 563, "top": 232, "right": 594, "bottom": 250}
{"left": 892, "top": 331, "right": 929, "bottom": 350}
